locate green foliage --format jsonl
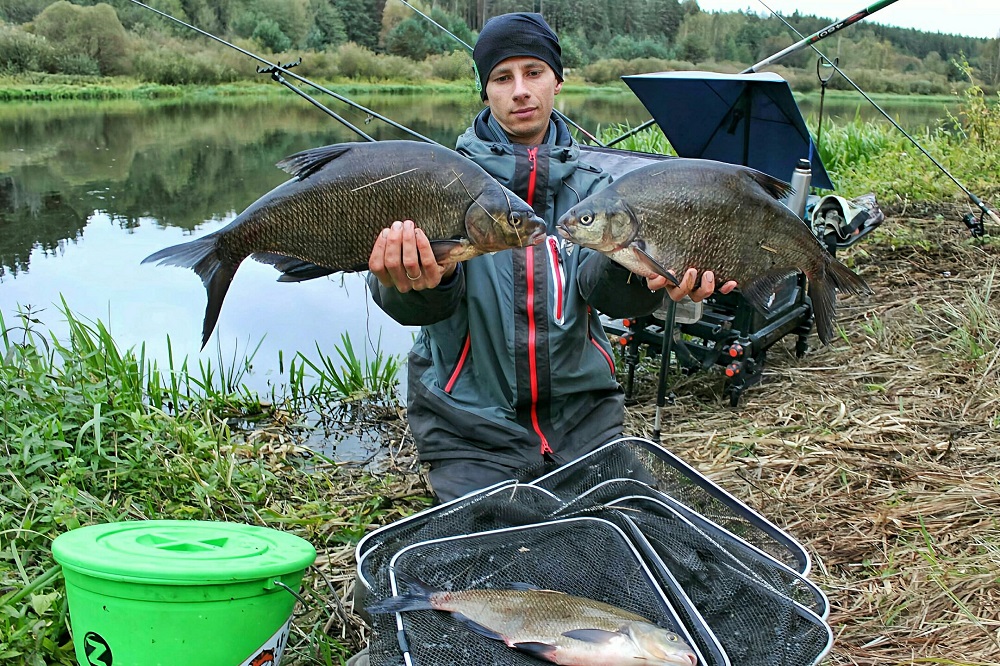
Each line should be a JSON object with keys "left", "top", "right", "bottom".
{"left": 252, "top": 17, "right": 292, "bottom": 53}
{"left": 0, "top": 0, "right": 997, "bottom": 91}
{"left": 810, "top": 75, "right": 999, "bottom": 203}
{"left": 0, "top": 24, "right": 54, "bottom": 74}
{"left": 427, "top": 49, "right": 473, "bottom": 81}
{"left": 0, "top": 302, "right": 407, "bottom": 664}
{"left": 291, "top": 333, "right": 400, "bottom": 402}
{"left": 597, "top": 123, "right": 677, "bottom": 155}
{"left": 33, "top": 2, "right": 130, "bottom": 76}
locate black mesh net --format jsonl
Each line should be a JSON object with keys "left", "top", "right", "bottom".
{"left": 357, "top": 438, "right": 833, "bottom": 666}
{"left": 530, "top": 437, "right": 811, "bottom": 573}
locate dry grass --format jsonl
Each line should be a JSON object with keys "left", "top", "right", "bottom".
{"left": 295, "top": 212, "right": 1000, "bottom": 665}
{"left": 623, "top": 213, "right": 1000, "bottom": 665}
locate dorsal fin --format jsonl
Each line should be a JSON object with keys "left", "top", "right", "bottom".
{"left": 276, "top": 143, "right": 355, "bottom": 180}
{"left": 742, "top": 167, "right": 794, "bottom": 200}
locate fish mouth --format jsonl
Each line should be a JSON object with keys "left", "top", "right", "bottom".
{"left": 527, "top": 226, "right": 547, "bottom": 245}
{"left": 555, "top": 224, "right": 573, "bottom": 240}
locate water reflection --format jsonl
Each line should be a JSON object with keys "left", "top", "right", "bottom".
{"left": 0, "top": 90, "right": 955, "bottom": 398}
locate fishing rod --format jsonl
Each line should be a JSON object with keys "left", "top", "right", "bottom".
{"left": 758, "top": 0, "right": 999, "bottom": 232}
{"left": 395, "top": 0, "right": 607, "bottom": 147}
{"left": 606, "top": 0, "right": 903, "bottom": 147}
{"left": 125, "top": 0, "right": 438, "bottom": 146}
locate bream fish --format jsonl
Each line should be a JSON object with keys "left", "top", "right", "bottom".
{"left": 368, "top": 576, "right": 698, "bottom": 666}
{"left": 142, "top": 140, "right": 546, "bottom": 347}
{"left": 556, "top": 158, "right": 870, "bottom": 343}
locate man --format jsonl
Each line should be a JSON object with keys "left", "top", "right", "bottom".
{"left": 349, "top": 12, "right": 734, "bottom": 666}
{"left": 367, "top": 12, "right": 734, "bottom": 504}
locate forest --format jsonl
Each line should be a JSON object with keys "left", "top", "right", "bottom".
{"left": 0, "top": 0, "right": 998, "bottom": 93}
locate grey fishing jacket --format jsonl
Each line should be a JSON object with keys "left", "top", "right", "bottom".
{"left": 367, "top": 111, "right": 662, "bottom": 471}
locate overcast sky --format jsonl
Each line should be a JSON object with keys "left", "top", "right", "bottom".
{"left": 694, "top": 1, "right": 999, "bottom": 39}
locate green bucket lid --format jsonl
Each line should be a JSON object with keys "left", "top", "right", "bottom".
{"left": 53, "top": 520, "right": 316, "bottom": 584}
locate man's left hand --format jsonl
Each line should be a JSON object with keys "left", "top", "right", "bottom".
{"left": 648, "top": 269, "right": 738, "bottom": 303}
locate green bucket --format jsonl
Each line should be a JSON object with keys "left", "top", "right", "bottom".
{"left": 52, "top": 520, "right": 316, "bottom": 666}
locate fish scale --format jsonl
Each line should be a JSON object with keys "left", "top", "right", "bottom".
{"left": 142, "top": 140, "right": 545, "bottom": 347}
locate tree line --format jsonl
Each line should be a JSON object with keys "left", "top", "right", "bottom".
{"left": 0, "top": 0, "right": 997, "bottom": 92}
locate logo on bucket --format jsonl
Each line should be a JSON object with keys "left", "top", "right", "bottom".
{"left": 84, "top": 632, "right": 113, "bottom": 666}
{"left": 239, "top": 619, "right": 291, "bottom": 666}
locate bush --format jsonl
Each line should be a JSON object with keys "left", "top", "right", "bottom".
{"left": 50, "top": 52, "right": 100, "bottom": 76}
{"left": 333, "top": 42, "right": 424, "bottom": 82}
{"left": 0, "top": 25, "right": 53, "bottom": 74}
{"left": 580, "top": 57, "right": 685, "bottom": 84}
{"left": 426, "top": 50, "right": 472, "bottom": 82}
{"left": 133, "top": 46, "right": 239, "bottom": 85}
{"left": 33, "top": 1, "right": 130, "bottom": 76}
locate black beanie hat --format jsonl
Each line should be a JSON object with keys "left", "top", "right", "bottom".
{"left": 473, "top": 13, "right": 563, "bottom": 100}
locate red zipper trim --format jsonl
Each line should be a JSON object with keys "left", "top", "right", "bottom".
{"left": 526, "top": 147, "right": 538, "bottom": 207}
{"left": 444, "top": 333, "right": 471, "bottom": 394}
{"left": 548, "top": 237, "right": 563, "bottom": 322}
{"left": 525, "top": 245, "right": 553, "bottom": 456}
{"left": 588, "top": 306, "right": 616, "bottom": 375}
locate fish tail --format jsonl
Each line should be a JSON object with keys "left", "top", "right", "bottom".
{"left": 365, "top": 573, "right": 437, "bottom": 614}
{"left": 142, "top": 234, "right": 236, "bottom": 349}
{"left": 809, "top": 256, "right": 871, "bottom": 344}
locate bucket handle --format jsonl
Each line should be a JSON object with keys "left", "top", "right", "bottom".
{"left": 269, "top": 579, "right": 311, "bottom": 609}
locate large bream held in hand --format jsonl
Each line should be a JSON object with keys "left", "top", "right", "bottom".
{"left": 557, "top": 158, "right": 870, "bottom": 343}
{"left": 142, "top": 140, "right": 546, "bottom": 347}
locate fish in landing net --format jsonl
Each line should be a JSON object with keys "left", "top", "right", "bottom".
{"left": 142, "top": 140, "right": 546, "bottom": 347}
{"left": 367, "top": 577, "right": 698, "bottom": 666}
{"left": 556, "top": 158, "right": 871, "bottom": 343}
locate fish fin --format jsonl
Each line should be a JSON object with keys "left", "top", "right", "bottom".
{"left": 429, "top": 239, "right": 469, "bottom": 263}
{"left": 807, "top": 256, "right": 871, "bottom": 345}
{"left": 142, "top": 234, "right": 235, "bottom": 349}
{"left": 512, "top": 642, "right": 558, "bottom": 660}
{"left": 742, "top": 168, "right": 794, "bottom": 201}
{"left": 252, "top": 254, "right": 339, "bottom": 282}
{"left": 507, "top": 582, "right": 543, "bottom": 591}
{"left": 451, "top": 613, "right": 506, "bottom": 641}
{"left": 276, "top": 143, "right": 354, "bottom": 180}
{"left": 740, "top": 269, "right": 800, "bottom": 314}
{"left": 632, "top": 248, "right": 682, "bottom": 287}
{"left": 562, "top": 628, "right": 627, "bottom": 643}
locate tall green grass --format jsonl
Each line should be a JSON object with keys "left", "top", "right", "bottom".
{"left": 0, "top": 303, "right": 410, "bottom": 665}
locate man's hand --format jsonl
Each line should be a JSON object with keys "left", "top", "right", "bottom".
{"left": 648, "top": 269, "right": 737, "bottom": 303}
{"left": 369, "top": 219, "right": 456, "bottom": 293}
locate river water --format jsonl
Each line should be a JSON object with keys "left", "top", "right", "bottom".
{"left": 0, "top": 88, "right": 956, "bottom": 401}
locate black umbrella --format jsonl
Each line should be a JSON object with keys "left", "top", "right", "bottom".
{"left": 623, "top": 70, "right": 834, "bottom": 191}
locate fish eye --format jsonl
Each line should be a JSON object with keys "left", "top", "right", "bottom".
{"left": 509, "top": 212, "right": 523, "bottom": 227}
{"left": 580, "top": 213, "right": 594, "bottom": 226}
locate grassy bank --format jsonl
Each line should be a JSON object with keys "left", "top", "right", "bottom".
{"left": 0, "top": 305, "right": 427, "bottom": 665}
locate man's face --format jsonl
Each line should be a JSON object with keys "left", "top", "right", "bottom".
{"left": 484, "top": 57, "right": 563, "bottom": 146}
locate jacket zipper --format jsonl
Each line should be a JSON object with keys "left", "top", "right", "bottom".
{"left": 524, "top": 147, "right": 552, "bottom": 456}
{"left": 525, "top": 242, "right": 553, "bottom": 456}
{"left": 526, "top": 147, "right": 538, "bottom": 212}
